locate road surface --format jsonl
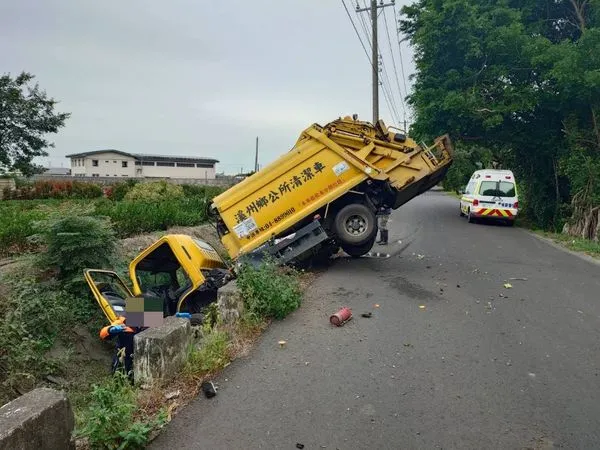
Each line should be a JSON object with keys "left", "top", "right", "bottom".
{"left": 151, "top": 191, "right": 600, "bottom": 449}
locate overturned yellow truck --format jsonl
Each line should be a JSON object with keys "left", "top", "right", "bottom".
{"left": 211, "top": 115, "right": 453, "bottom": 263}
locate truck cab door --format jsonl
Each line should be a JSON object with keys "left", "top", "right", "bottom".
{"left": 84, "top": 269, "right": 135, "bottom": 323}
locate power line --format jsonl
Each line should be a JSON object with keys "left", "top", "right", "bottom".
{"left": 380, "top": 58, "right": 402, "bottom": 124}
{"left": 341, "top": 0, "right": 372, "bottom": 64}
{"left": 383, "top": 7, "right": 407, "bottom": 123}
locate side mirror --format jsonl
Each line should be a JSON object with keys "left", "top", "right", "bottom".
{"left": 459, "top": 188, "right": 465, "bottom": 195}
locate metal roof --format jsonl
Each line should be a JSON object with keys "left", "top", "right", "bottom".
{"left": 65, "top": 150, "right": 218, "bottom": 165}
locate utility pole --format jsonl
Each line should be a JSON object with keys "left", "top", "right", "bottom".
{"left": 356, "top": 0, "right": 396, "bottom": 123}
{"left": 254, "top": 137, "right": 259, "bottom": 172}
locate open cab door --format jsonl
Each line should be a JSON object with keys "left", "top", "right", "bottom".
{"left": 84, "top": 269, "right": 135, "bottom": 323}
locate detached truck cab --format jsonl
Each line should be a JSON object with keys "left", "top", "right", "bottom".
{"left": 211, "top": 116, "right": 453, "bottom": 263}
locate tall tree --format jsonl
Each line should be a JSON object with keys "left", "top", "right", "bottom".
{"left": 401, "top": 0, "right": 600, "bottom": 231}
{"left": 0, "top": 72, "right": 70, "bottom": 176}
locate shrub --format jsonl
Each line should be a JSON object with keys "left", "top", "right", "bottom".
{"left": 181, "top": 184, "right": 224, "bottom": 199}
{"left": 108, "top": 179, "right": 139, "bottom": 201}
{"left": 5, "top": 180, "right": 102, "bottom": 200}
{"left": 76, "top": 372, "right": 167, "bottom": 449}
{"left": 124, "top": 181, "right": 184, "bottom": 202}
{"left": 33, "top": 210, "right": 116, "bottom": 287}
{"left": 184, "top": 330, "right": 230, "bottom": 377}
{"left": 0, "top": 202, "right": 48, "bottom": 256}
{"left": 236, "top": 260, "right": 302, "bottom": 320}
{"left": 96, "top": 196, "right": 208, "bottom": 237}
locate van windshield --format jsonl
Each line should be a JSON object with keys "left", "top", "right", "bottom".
{"left": 479, "top": 181, "right": 515, "bottom": 197}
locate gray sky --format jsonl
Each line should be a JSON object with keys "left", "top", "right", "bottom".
{"left": 1, "top": 0, "right": 414, "bottom": 174}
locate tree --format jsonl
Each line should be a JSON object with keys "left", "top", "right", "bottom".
{"left": 401, "top": 0, "right": 600, "bottom": 232}
{"left": 0, "top": 72, "right": 70, "bottom": 176}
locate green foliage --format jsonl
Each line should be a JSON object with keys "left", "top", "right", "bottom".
{"left": 0, "top": 72, "right": 70, "bottom": 175}
{"left": 236, "top": 260, "right": 301, "bottom": 320}
{"left": 0, "top": 201, "right": 48, "bottom": 256}
{"left": 184, "top": 330, "right": 230, "bottom": 376}
{"left": 0, "top": 272, "right": 101, "bottom": 403}
{"left": 76, "top": 372, "right": 167, "bottom": 450}
{"left": 124, "top": 180, "right": 184, "bottom": 202}
{"left": 96, "top": 196, "right": 208, "bottom": 237}
{"left": 442, "top": 146, "right": 493, "bottom": 193}
{"left": 33, "top": 210, "right": 116, "bottom": 287}
{"left": 107, "top": 179, "right": 139, "bottom": 201}
{"left": 181, "top": 184, "right": 224, "bottom": 199}
{"left": 401, "top": 0, "right": 600, "bottom": 231}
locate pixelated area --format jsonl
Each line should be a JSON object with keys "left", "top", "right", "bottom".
{"left": 126, "top": 296, "right": 164, "bottom": 327}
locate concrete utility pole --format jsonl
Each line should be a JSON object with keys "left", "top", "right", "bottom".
{"left": 356, "top": 0, "right": 396, "bottom": 123}
{"left": 254, "top": 137, "right": 259, "bottom": 172}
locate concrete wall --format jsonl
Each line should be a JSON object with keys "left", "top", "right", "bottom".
{"left": 137, "top": 164, "right": 216, "bottom": 180}
{"left": 29, "top": 174, "right": 232, "bottom": 187}
{"left": 71, "top": 151, "right": 136, "bottom": 178}
{"left": 0, "top": 388, "right": 74, "bottom": 450}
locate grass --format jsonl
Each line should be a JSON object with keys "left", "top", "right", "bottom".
{"left": 534, "top": 231, "right": 600, "bottom": 258}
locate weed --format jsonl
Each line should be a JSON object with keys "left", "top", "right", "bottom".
{"left": 184, "top": 330, "right": 230, "bottom": 377}
{"left": 75, "top": 372, "right": 167, "bottom": 449}
{"left": 236, "top": 260, "right": 302, "bottom": 320}
{"left": 536, "top": 231, "right": 600, "bottom": 258}
{"left": 124, "top": 180, "right": 184, "bottom": 202}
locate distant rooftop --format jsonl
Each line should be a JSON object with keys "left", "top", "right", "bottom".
{"left": 65, "top": 149, "right": 218, "bottom": 165}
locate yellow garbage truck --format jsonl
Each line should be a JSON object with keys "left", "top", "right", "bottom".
{"left": 210, "top": 115, "right": 453, "bottom": 263}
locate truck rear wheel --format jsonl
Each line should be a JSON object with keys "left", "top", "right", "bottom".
{"left": 342, "top": 237, "right": 376, "bottom": 258}
{"left": 333, "top": 203, "right": 377, "bottom": 246}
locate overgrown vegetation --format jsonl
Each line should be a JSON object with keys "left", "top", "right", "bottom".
{"left": 236, "top": 260, "right": 302, "bottom": 320}
{"left": 401, "top": 0, "right": 600, "bottom": 238}
{"left": 0, "top": 181, "right": 225, "bottom": 256}
{"left": 75, "top": 372, "right": 167, "bottom": 450}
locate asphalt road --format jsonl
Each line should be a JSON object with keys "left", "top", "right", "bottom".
{"left": 151, "top": 191, "right": 600, "bottom": 450}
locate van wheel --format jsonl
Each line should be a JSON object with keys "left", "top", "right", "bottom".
{"left": 342, "top": 237, "right": 376, "bottom": 258}
{"left": 459, "top": 206, "right": 465, "bottom": 217}
{"left": 334, "top": 203, "right": 377, "bottom": 246}
{"left": 467, "top": 209, "right": 476, "bottom": 223}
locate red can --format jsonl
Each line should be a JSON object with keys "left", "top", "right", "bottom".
{"left": 330, "top": 307, "right": 352, "bottom": 326}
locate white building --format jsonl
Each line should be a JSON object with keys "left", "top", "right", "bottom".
{"left": 66, "top": 150, "right": 218, "bottom": 180}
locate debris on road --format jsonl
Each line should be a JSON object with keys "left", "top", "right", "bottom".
{"left": 330, "top": 307, "right": 353, "bottom": 326}
{"left": 361, "top": 312, "right": 373, "bottom": 318}
{"left": 509, "top": 277, "right": 528, "bottom": 281}
{"left": 419, "top": 305, "right": 426, "bottom": 310}
{"left": 374, "top": 303, "right": 380, "bottom": 308}
{"left": 201, "top": 381, "right": 217, "bottom": 398}
{"left": 296, "top": 444, "right": 305, "bottom": 449}
{"left": 504, "top": 283, "right": 513, "bottom": 289}
{"left": 165, "top": 390, "right": 181, "bottom": 401}
{"left": 278, "top": 340, "right": 287, "bottom": 348}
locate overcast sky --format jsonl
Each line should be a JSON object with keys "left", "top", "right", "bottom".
{"left": 1, "top": 0, "right": 415, "bottom": 174}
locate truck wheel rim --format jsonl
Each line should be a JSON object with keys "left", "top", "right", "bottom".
{"left": 345, "top": 215, "right": 367, "bottom": 236}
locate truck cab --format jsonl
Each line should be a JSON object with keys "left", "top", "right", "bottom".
{"left": 84, "top": 235, "right": 231, "bottom": 325}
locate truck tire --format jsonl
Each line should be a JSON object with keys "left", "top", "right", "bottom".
{"left": 342, "top": 237, "right": 376, "bottom": 258}
{"left": 333, "top": 203, "right": 377, "bottom": 246}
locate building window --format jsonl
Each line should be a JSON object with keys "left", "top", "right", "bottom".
{"left": 122, "top": 175, "right": 128, "bottom": 177}
{"left": 122, "top": 161, "right": 128, "bottom": 168}
{"left": 92, "top": 160, "right": 99, "bottom": 167}
{"left": 177, "top": 162, "right": 194, "bottom": 167}
{"left": 156, "top": 162, "right": 175, "bottom": 167}
{"left": 92, "top": 173, "right": 99, "bottom": 177}
{"left": 106, "top": 174, "right": 110, "bottom": 177}
{"left": 113, "top": 160, "right": 117, "bottom": 163}
{"left": 142, "top": 161, "right": 154, "bottom": 166}
{"left": 105, "top": 161, "right": 109, "bottom": 163}
{"left": 196, "top": 163, "right": 212, "bottom": 168}
{"left": 135, "top": 161, "right": 141, "bottom": 166}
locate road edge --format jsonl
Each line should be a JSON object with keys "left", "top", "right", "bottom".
{"left": 525, "top": 230, "right": 600, "bottom": 267}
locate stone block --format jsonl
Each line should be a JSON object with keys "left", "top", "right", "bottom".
{"left": 217, "top": 280, "right": 244, "bottom": 323}
{"left": 0, "top": 388, "right": 74, "bottom": 450}
{"left": 133, "top": 317, "right": 191, "bottom": 386}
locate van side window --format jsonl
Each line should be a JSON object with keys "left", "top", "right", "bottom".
{"left": 465, "top": 182, "right": 475, "bottom": 195}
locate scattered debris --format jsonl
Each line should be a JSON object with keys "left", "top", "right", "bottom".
{"left": 426, "top": 265, "right": 432, "bottom": 269}
{"left": 419, "top": 305, "right": 426, "bottom": 310}
{"left": 296, "top": 444, "right": 305, "bottom": 449}
{"left": 361, "top": 312, "right": 373, "bottom": 318}
{"left": 417, "top": 254, "right": 425, "bottom": 260}
{"left": 165, "top": 390, "right": 181, "bottom": 400}
{"left": 403, "top": 342, "right": 412, "bottom": 347}
{"left": 504, "top": 283, "right": 513, "bottom": 289}
{"left": 509, "top": 277, "right": 528, "bottom": 281}
{"left": 201, "top": 381, "right": 217, "bottom": 398}
{"left": 278, "top": 340, "right": 287, "bottom": 348}
{"left": 330, "top": 307, "right": 352, "bottom": 326}
{"left": 456, "top": 284, "right": 461, "bottom": 288}
{"left": 374, "top": 304, "right": 380, "bottom": 308}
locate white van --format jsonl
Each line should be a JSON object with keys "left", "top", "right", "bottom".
{"left": 459, "top": 169, "right": 518, "bottom": 225}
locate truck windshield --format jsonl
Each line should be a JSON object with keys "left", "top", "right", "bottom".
{"left": 479, "top": 181, "right": 515, "bottom": 197}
